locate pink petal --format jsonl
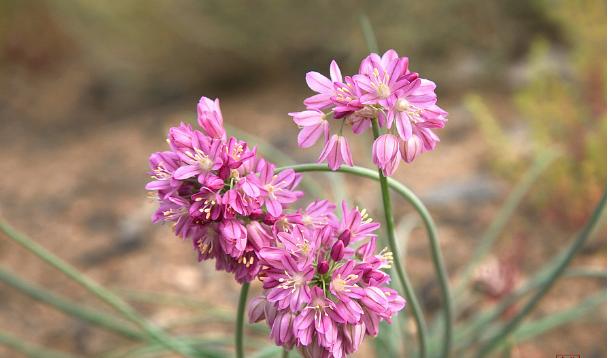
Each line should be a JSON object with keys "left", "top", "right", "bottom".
{"left": 329, "top": 60, "right": 343, "bottom": 83}
{"left": 289, "top": 110, "right": 324, "bottom": 126}
{"left": 297, "top": 123, "right": 325, "bottom": 148}
{"left": 305, "top": 71, "right": 332, "bottom": 93}
{"left": 173, "top": 164, "right": 200, "bottom": 179}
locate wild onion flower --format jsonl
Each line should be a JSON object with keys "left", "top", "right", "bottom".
{"left": 290, "top": 49, "right": 448, "bottom": 173}
{"left": 249, "top": 202, "right": 405, "bottom": 357}
{"left": 147, "top": 96, "right": 303, "bottom": 283}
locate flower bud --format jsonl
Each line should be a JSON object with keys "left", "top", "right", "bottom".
{"left": 330, "top": 240, "right": 345, "bottom": 261}
{"left": 247, "top": 296, "right": 267, "bottom": 323}
{"left": 399, "top": 134, "right": 424, "bottom": 163}
{"left": 338, "top": 229, "right": 351, "bottom": 246}
{"left": 372, "top": 134, "right": 400, "bottom": 176}
{"left": 197, "top": 97, "right": 226, "bottom": 139}
{"left": 317, "top": 260, "right": 329, "bottom": 275}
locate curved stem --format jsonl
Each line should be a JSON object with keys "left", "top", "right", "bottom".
{"left": 235, "top": 282, "right": 250, "bottom": 358}
{"left": 370, "top": 118, "right": 428, "bottom": 358}
{"left": 476, "top": 192, "right": 606, "bottom": 357}
{"left": 275, "top": 162, "right": 454, "bottom": 357}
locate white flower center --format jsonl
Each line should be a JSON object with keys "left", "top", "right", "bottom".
{"left": 376, "top": 83, "right": 391, "bottom": 99}
{"left": 395, "top": 98, "right": 411, "bottom": 112}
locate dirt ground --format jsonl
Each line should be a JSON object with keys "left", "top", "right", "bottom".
{"left": 0, "top": 81, "right": 605, "bottom": 357}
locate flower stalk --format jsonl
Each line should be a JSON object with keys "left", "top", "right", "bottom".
{"left": 235, "top": 282, "right": 250, "bottom": 358}
{"left": 275, "top": 162, "right": 454, "bottom": 358}
{"left": 371, "top": 118, "right": 429, "bottom": 357}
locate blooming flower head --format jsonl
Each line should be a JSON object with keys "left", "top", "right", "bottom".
{"left": 249, "top": 202, "right": 405, "bottom": 357}
{"left": 291, "top": 49, "right": 448, "bottom": 174}
{"left": 147, "top": 96, "right": 303, "bottom": 283}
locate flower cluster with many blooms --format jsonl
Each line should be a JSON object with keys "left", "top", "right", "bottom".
{"left": 146, "top": 96, "right": 303, "bottom": 283}
{"left": 289, "top": 49, "right": 448, "bottom": 175}
{"left": 248, "top": 202, "right": 405, "bottom": 358}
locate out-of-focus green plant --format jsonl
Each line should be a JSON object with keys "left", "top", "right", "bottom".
{"left": 467, "top": 0, "right": 606, "bottom": 228}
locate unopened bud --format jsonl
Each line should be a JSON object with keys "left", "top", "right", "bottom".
{"left": 317, "top": 261, "right": 329, "bottom": 275}
{"left": 338, "top": 229, "right": 351, "bottom": 246}
{"left": 330, "top": 240, "right": 345, "bottom": 261}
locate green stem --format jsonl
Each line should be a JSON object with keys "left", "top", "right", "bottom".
{"left": 0, "top": 220, "right": 196, "bottom": 358}
{"left": 282, "top": 349, "right": 289, "bottom": 358}
{"left": 476, "top": 192, "right": 606, "bottom": 357}
{"left": 236, "top": 282, "right": 250, "bottom": 358}
{"left": 0, "top": 330, "right": 76, "bottom": 358}
{"left": 275, "top": 162, "right": 454, "bottom": 357}
{"left": 370, "top": 118, "right": 429, "bottom": 358}
{"left": 0, "top": 267, "right": 144, "bottom": 340}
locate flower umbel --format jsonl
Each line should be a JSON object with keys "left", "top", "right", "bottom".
{"left": 147, "top": 96, "right": 303, "bottom": 283}
{"left": 249, "top": 202, "right": 405, "bottom": 357}
{"left": 291, "top": 49, "right": 448, "bottom": 174}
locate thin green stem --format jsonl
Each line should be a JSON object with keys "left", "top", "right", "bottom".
{"left": 0, "top": 267, "right": 144, "bottom": 340}
{"left": 370, "top": 118, "right": 429, "bottom": 358}
{"left": 476, "top": 192, "right": 606, "bottom": 357}
{"left": 282, "top": 349, "right": 289, "bottom": 358}
{"left": 359, "top": 13, "right": 379, "bottom": 53}
{"left": 0, "top": 330, "right": 76, "bottom": 358}
{"left": 0, "top": 219, "right": 196, "bottom": 358}
{"left": 275, "top": 162, "right": 454, "bottom": 357}
{"left": 452, "top": 268, "right": 606, "bottom": 351}
{"left": 236, "top": 282, "right": 250, "bottom": 358}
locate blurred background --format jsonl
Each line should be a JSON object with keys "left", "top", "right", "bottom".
{"left": 0, "top": 0, "right": 605, "bottom": 357}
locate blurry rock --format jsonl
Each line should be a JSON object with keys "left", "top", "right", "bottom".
{"left": 421, "top": 175, "right": 501, "bottom": 207}
{"left": 79, "top": 201, "right": 154, "bottom": 266}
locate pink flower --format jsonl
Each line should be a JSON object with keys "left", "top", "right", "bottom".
{"left": 332, "top": 76, "right": 364, "bottom": 115}
{"left": 145, "top": 151, "right": 181, "bottom": 197}
{"left": 147, "top": 96, "right": 303, "bottom": 283}
{"left": 257, "top": 159, "right": 303, "bottom": 217}
{"left": 386, "top": 78, "right": 445, "bottom": 141}
{"left": 197, "top": 96, "right": 226, "bottom": 139}
{"left": 339, "top": 201, "right": 381, "bottom": 243}
{"left": 399, "top": 127, "right": 439, "bottom": 163}
{"left": 249, "top": 202, "right": 404, "bottom": 357}
{"left": 400, "top": 133, "right": 424, "bottom": 163}
{"left": 293, "top": 286, "right": 339, "bottom": 348}
{"left": 289, "top": 110, "right": 330, "bottom": 148}
{"left": 270, "top": 310, "right": 297, "bottom": 349}
{"left": 372, "top": 133, "right": 401, "bottom": 176}
{"left": 318, "top": 135, "right": 353, "bottom": 170}
{"left": 299, "top": 200, "right": 337, "bottom": 229}
{"left": 258, "top": 247, "right": 314, "bottom": 311}
{"left": 219, "top": 219, "right": 247, "bottom": 258}
{"left": 290, "top": 49, "right": 448, "bottom": 169}
{"left": 354, "top": 50, "right": 410, "bottom": 106}
{"left": 172, "top": 137, "right": 224, "bottom": 183}
{"left": 303, "top": 60, "right": 343, "bottom": 110}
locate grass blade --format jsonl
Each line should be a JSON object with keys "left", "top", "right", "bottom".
{"left": 0, "top": 267, "right": 144, "bottom": 340}
{"left": 0, "top": 330, "right": 76, "bottom": 358}
{"left": 455, "top": 149, "right": 559, "bottom": 297}
{"left": 0, "top": 219, "right": 197, "bottom": 357}
{"left": 504, "top": 292, "right": 605, "bottom": 348}
{"left": 477, "top": 192, "right": 606, "bottom": 357}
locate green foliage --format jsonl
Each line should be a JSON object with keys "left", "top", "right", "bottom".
{"left": 467, "top": 0, "right": 606, "bottom": 228}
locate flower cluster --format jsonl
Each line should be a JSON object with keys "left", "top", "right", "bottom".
{"left": 248, "top": 202, "right": 406, "bottom": 357}
{"left": 290, "top": 49, "right": 448, "bottom": 175}
{"left": 146, "top": 97, "right": 303, "bottom": 283}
